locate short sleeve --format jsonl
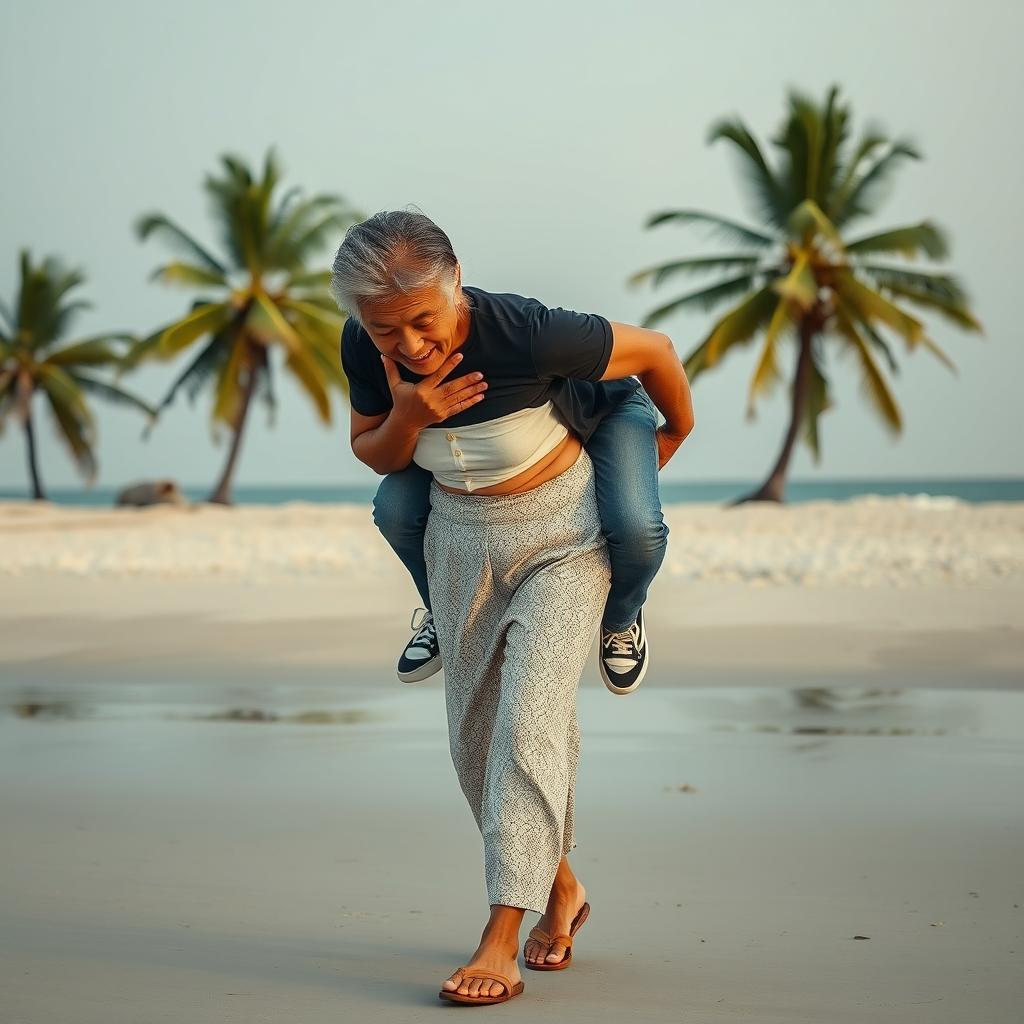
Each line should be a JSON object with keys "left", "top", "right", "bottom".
{"left": 530, "top": 303, "right": 614, "bottom": 383}
{"left": 340, "top": 319, "right": 392, "bottom": 416}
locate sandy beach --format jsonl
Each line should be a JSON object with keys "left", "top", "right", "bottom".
{"left": 2, "top": 497, "right": 1023, "bottom": 1022}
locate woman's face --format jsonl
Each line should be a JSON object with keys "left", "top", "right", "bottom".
{"left": 359, "top": 268, "right": 469, "bottom": 378}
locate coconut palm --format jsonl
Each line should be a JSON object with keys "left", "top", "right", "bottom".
{"left": 121, "top": 147, "right": 361, "bottom": 504}
{"left": 0, "top": 250, "right": 156, "bottom": 500}
{"left": 630, "top": 85, "right": 982, "bottom": 502}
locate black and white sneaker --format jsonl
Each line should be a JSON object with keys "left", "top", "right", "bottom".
{"left": 397, "top": 607, "right": 442, "bottom": 683}
{"left": 599, "top": 607, "right": 648, "bottom": 695}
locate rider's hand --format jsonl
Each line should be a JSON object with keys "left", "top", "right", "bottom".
{"left": 655, "top": 425, "right": 686, "bottom": 471}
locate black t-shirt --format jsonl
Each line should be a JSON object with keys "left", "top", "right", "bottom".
{"left": 339, "top": 284, "right": 641, "bottom": 443}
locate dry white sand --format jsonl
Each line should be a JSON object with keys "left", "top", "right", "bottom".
{"left": 1, "top": 497, "right": 1023, "bottom": 1022}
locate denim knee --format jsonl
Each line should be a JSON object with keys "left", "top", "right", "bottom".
{"left": 371, "top": 472, "right": 429, "bottom": 543}
{"left": 605, "top": 515, "right": 669, "bottom": 564}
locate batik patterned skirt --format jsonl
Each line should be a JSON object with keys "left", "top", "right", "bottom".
{"left": 423, "top": 447, "right": 611, "bottom": 914}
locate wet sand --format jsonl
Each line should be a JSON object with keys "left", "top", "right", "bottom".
{"left": 1, "top": 683, "right": 1022, "bottom": 1023}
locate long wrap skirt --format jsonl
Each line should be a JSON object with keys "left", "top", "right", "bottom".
{"left": 423, "top": 447, "right": 611, "bottom": 914}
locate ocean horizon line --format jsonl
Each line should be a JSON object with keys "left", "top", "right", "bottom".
{"left": 3, "top": 475, "right": 1023, "bottom": 506}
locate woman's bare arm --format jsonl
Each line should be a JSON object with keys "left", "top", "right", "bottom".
{"left": 600, "top": 322, "right": 695, "bottom": 462}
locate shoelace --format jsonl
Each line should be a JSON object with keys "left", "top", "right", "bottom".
{"left": 604, "top": 625, "right": 638, "bottom": 658}
{"left": 409, "top": 607, "right": 437, "bottom": 649}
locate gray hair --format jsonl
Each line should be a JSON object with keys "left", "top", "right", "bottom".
{"left": 329, "top": 207, "right": 465, "bottom": 325}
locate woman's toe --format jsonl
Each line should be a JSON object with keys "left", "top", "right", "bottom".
{"left": 546, "top": 942, "right": 567, "bottom": 962}
{"left": 441, "top": 969, "right": 462, "bottom": 992}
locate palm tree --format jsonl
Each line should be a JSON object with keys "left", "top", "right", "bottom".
{"left": 121, "top": 147, "right": 361, "bottom": 504}
{"left": 0, "top": 251, "right": 156, "bottom": 500}
{"left": 629, "top": 85, "right": 982, "bottom": 502}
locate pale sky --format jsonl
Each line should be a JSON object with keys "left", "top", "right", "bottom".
{"left": 1, "top": 0, "right": 1020, "bottom": 491}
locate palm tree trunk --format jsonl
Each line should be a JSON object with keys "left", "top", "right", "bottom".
{"left": 23, "top": 408, "right": 46, "bottom": 501}
{"left": 734, "top": 320, "right": 815, "bottom": 505}
{"left": 207, "top": 348, "right": 262, "bottom": 506}
{"left": 17, "top": 372, "right": 45, "bottom": 501}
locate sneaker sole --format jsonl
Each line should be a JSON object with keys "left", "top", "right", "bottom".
{"left": 600, "top": 648, "right": 649, "bottom": 695}
{"left": 397, "top": 654, "right": 443, "bottom": 684}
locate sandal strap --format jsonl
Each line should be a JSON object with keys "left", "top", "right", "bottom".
{"left": 457, "top": 966, "right": 515, "bottom": 992}
{"left": 528, "top": 926, "right": 572, "bottom": 949}
{"left": 527, "top": 903, "right": 589, "bottom": 948}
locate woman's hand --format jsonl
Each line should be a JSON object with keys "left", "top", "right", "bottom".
{"left": 655, "top": 425, "right": 687, "bottom": 471}
{"left": 381, "top": 352, "right": 488, "bottom": 431}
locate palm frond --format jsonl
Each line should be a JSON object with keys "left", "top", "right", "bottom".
{"left": 41, "top": 382, "right": 97, "bottom": 482}
{"left": 833, "top": 308, "right": 902, "bottom": 433}
{"left": 638, "top": 274, "right": 761, "bottom": 329}
{"left": 846, "top": 221, "right": 948, "bottom": 260}
{"left": 277, "top": 296, "right": 344, "bottom": 335}
{"left": 270, "top": 203, "right": 358, "bottom": 268}
{"left": 14, "top": 252, "right": 92, "bottom": 347}
{"left": 43, "top": 261, "right": 88, "bottom": 306}
{"left": 283, "top": 341, "right": 332, "bottom": 423}
{"left": 827, "top": 129, "right": 888, "bottom": 215}
{"left": 159, "top": 302, "right": 235, "bottom": 357}
{"left": 135, "top": 214, "right": 227, "bottom": 274}
{"left": 280, "top": 291, "right": 339, "bottom": 314}
{"left": 142, "top": 332, "right": 231, "bottom": 439}
{"left": 149, "top": 261, "right": 229, "bottom": 289}
{"left": 857, "top": 265, "right": 981, "bottom": 332}
{"left": 799, "top": 344, "right": 833, "bottom": 461}
{"left": 281, "top": 311, "right": 348, "bottom": 388}
{"left": 831, "top": 270, "right": 925, "bottom": 348}
{"left": 786, "top": 198, "right": 844, "bottom": 252}
{"left": 204, "top": 154, "right": 264, "bottom": 273}
{"left": 745, "top": 297, "right": 791, "bottom": 417}
{"left": 50, "top": 299, "right": 96, "bottom": 345}
{"left": 211, "top": 338, "right": 251, "bottom": 427}
{"left": 818, "top": 85, "right": 851, "bottom": 212}
{"left": 832, "top": 139, "right": 921, "bottom": 226}
{"left": 644, "top": 209, "right": 776, "bottom": 248}
{"left": 627, "top": 254, "right": 763, "bottom": 290}
{"left": 708, "top": 117, "right": 788, "bottom": 226}
{"left": 772, "top": 88, "right": 823, "bottom": 210}
{"left": 0, "top": 296, "right": 14, "bottom": 333}
{"left": 254, "top": 353, "right": 279, "bottom": 427}
{"left": 0, "top": 366, "right": 17, "bottom": 402}
{"left": 267, "top": 194, "right": 354, "bottom": 267}
{"left": 683, "top": 285, "right": 778, "bottom": 379}
{"left": 772, "top": 250, "right": 817, "bottom": 312}
{"left": 247, "top": 293, "right": 304, "bottom": 353}
{"left": 68, "top": 373, "right": 159, "bottom": 422}
{"left": 854, "top": 316, "right": 900, "bottom": 374}
{"left": 35, "top": 363, "right": 95, "bottom": 427}
{"left": 286, "top": 268, "right": 334, "bottom": 290}
{"left": 45, "top": 334, "right": 135, "bottom": 368}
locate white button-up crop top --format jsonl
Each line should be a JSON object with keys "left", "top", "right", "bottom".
{"left": 412, "top": 400, "right": 570, "bottom": 492}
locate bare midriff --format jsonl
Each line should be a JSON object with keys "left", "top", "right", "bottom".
{"left": 434, "top": 431, "right": 584, "bottom": 496}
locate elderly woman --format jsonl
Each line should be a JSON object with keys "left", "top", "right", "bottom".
{"left": 332, "top": 210, "right": 693, "bottom": 1006}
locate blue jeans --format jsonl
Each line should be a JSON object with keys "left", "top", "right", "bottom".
{"left": 371, "top": 387, "right": 669, "bottom": 632}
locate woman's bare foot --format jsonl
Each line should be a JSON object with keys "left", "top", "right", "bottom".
{"left": 440, "top": 905, "right": 524, "bottom": 999}
{"left": 524, "top": 857, "right": 587, "bottom": 966}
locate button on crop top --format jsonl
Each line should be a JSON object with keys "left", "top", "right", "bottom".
{"left": 412, "top": 400, "right": 570, "bottom": 492}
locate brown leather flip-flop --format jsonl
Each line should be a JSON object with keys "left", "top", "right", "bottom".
{"left": 523, "top": 900, "right": 591, "bottom": 971}
{"left": 438, "top": 966, "right": 525, "bottom": 1005}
